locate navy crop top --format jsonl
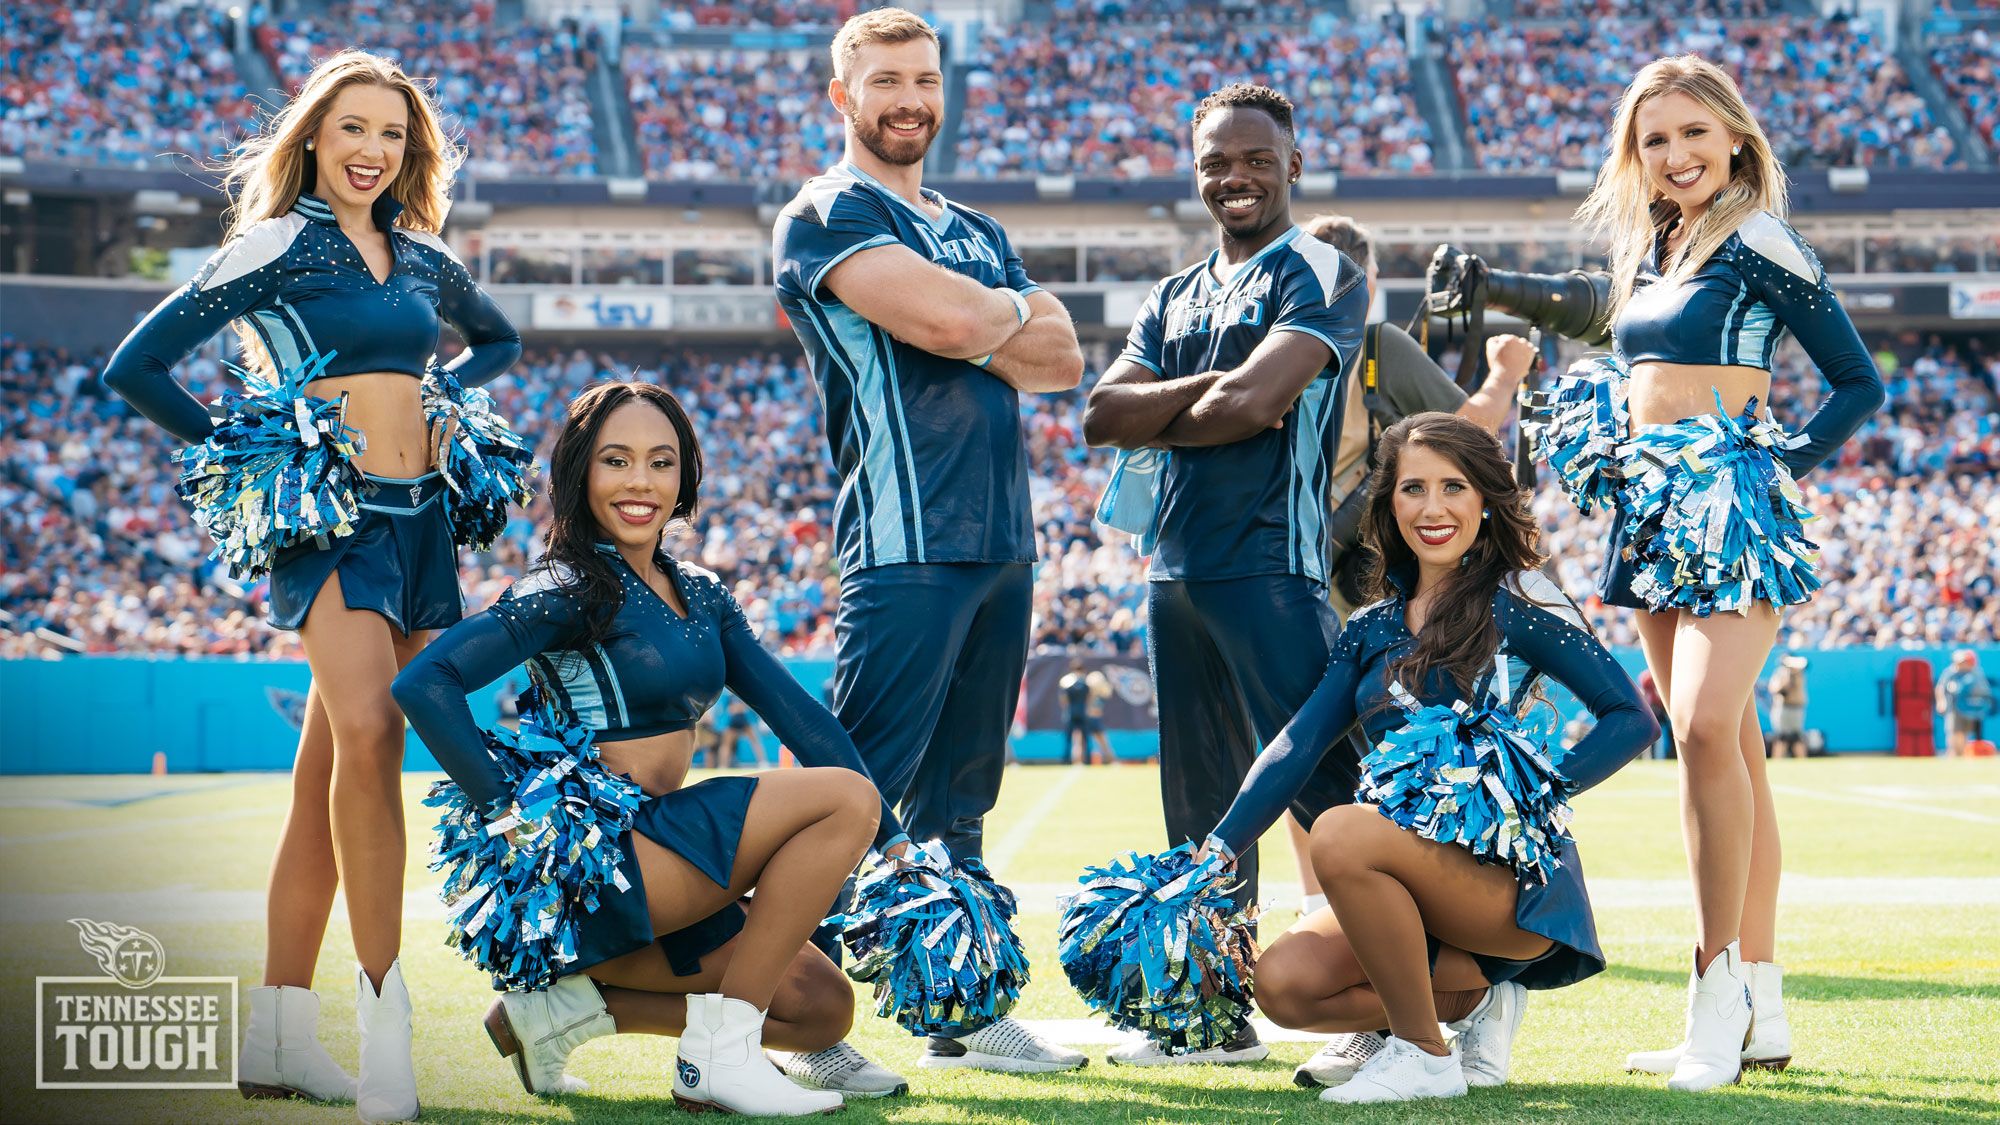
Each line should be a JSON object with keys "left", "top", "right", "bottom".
{"left": 1211, "top": 567, "right": 1658, "bottom": 855}
{"left": 102, "top": 192, "right": 522, "bottom": 445}
{"left": 391, "top": 544, "right": 906, "bottom": 844}
{"left": 1613, "top": 210, "right": 1883, "bottom": 477}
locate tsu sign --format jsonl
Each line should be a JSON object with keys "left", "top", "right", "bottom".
{"left": 1948, "top": 281, "right": 2000, "bottom": 320}
{"left": 532, "top": 290, "right": 673, "bottom": 330}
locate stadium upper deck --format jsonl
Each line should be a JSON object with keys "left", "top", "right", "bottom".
{"left": 4, "top": 0, "right": 1995, "bottom": 184}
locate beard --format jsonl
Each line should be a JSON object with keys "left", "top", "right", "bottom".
{"left": 851, "top": 109, "right": 937, "bottom": 166}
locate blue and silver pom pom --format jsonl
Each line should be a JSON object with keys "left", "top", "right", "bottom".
{"left": 1358, "top": 669, "right": 1574, "bottom": 887}
{"left": 1056, "top": 843, "right": 1257, "bottom": 1052}
{"left": 173, "top": 352, "right": 365, "bottom": 580}
{"left": 422, "top": 367, "right": 538, "bottom": 551}
{"left": 1618, "top": 392, "right": 1819, "bottom": 616}
{"left": 1524, "top": 354, "right": 1630, "bottom": 515}
{"left": 425, "top": 694, "right": 643, "bottom": 991}
{"left": 825, "top": 841, "right": 1030, "bottom": 1037}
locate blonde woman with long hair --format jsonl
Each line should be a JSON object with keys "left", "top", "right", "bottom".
{"left": 1563, "top": 55, "right": 1882, "bottom": 1091}
{"left": 102, "top": 50, "right": 521, "bottom": 1121}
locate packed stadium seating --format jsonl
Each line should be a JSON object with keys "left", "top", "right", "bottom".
{"left": 955, "top": 2, "right": 1434, "bottom": 178}
{"left": 261, "top": 1, "right": 602, "bottom": 177}
{"left": 4, "top": 332, "right": 1994, "bottom": 659}
{"left": 3, "top": 1, "right": 257, "bottom": 169}
{"left": 8, "top": 1, "right": 1989, "bottom": 180}
{"left": 622, "top": 44, "right": 841, "bottom": 182}
{"left": 1930, "top": 25, "right": 2000, "bottom": 152}
{"left": 1447, "top": 12, "right": 1959, "bottom": 172}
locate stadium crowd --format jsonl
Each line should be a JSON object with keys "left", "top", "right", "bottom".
{"left": 1447, "top": 12, "right": 1959, "bottom": 172}
{"left": 955, "top": 2, "right": 1433, "bottom": 179}
{"left": 261, "top": 1, "right": 602, "bottom": 177}
{"left": 2, "top": 1, "right": 257, "bottom": 169}
{"left": 3, "top": 330, "right": 1994, "bottom": 661}
{"left": 622, "top": 44, "right": 842, "bottom": 182}
{"left": 8, "top": 1, "right": 1993, "bottom": 182}
{"left": 1929, "top": 25, "right": 1999, "bottom": 154}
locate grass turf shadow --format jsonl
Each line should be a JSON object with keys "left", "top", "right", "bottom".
{"left": 1601, "top": 963, "right": 2000, "bottom": 1003}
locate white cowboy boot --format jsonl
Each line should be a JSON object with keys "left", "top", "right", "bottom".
{"left": 673, "top": 993, "right": 841, "bottom": 1116}
{"left": 354, "top": 961, "right": 419, "bottom": 1122}
{"left": 1667, "top": 942, "right": 1751, "bottom": 1092}
{"left": 1627, "top": 960, "right": 1790, "bottom": 1074}
{"left": 484, "top": 974, "right": 615, "bottom": 1096}
{"left": 1742, "top": 961, "right": 1792, "bottom": 1070}
{"left": 239, "top": 984, "right": 357, "bottom": 1101}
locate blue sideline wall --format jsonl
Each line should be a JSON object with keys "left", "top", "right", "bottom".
{"left": 1, "top": 648, "right": 1994, "bottom": 774}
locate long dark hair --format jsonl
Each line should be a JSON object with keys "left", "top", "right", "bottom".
{"left": 1361, "top": 412, "right": 1545, "bottom": 698}
{"left": 530, "top": 381, "right": 705, "bottom": 645}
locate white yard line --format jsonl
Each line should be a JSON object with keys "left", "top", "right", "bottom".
{"left": 0, "top": 804, "right": 281, "bottom": 845}
{"left": 986, "top": 766, "right": 1087, "bottom": 878}
{"left": 2, "top": 876, "right": 1993, "bottom": 925}
{"left": 1001, "top": 876, "right": 2000, "bottom": 914}
{"left": 1770, "top": 783, "right": 2000, "bottom": 825}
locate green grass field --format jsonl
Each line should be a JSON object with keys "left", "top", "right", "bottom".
{"left": 2, "top": 757, "right": 1996, "bottom": 1123}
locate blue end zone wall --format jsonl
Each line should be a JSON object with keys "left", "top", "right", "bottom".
{"left": 2, "top": 647, "right": 1994, "bottom": 773}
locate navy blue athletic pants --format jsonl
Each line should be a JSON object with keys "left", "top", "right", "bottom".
{"left": 1149, "top": 573, "right": 1362, "bottom": 910}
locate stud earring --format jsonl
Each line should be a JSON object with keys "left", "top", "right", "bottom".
{"left": 305, "top": 139, "right": 314, "bottom": 151}
{"left": 1481, "top": 508, "right": 1491, "bottom": 519}
{"left": 1731, "top": 145, "right": 1741, "bottom": 155}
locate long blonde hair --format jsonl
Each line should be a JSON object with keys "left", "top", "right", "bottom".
{"left": 218, "top": 51, "right": 461, "bottom": 374}
{"left": 1575, "top": 55, "right": 1787, "bottom": 316}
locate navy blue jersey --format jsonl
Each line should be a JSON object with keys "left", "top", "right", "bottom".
{"left": 1614, "top": 211, "right": 1882, "bottom": 477}
{"left": 773, "top": 162, "right": 1040, "bottom": 577}
{"left": 102, "top": 192, "right": 521, "bottom": 445}
{"left": 391, "top": 542, "right": 905, "bottom": 842}
{"left": 1120, "top": 226, "right": 1368, "bottom": 583}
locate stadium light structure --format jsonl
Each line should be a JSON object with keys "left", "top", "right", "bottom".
{"left": 132, "top": 190, "right": 198, "bottom": 216}
{"left": 1556, "top": 169, "right": 1597, "bottom": 194}
{"left": 1297, "top": 171, "right": 1336, "bottom": 198}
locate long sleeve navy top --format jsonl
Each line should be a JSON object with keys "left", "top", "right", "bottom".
{"left": 1612, "top": 210, "right": 1884, "bottom": 477}
{"left": 102, "top": 192, "right": 521, "bottom": 444}
{"left": 392, "top": 544, "right": 906, "bottom": 846}
{"left": 1213, "top": 567, "right": 1658, "bottom": 856}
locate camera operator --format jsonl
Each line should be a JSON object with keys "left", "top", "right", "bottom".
{"left": 1302, "top": 214, "right": 1536, "bottom": 614}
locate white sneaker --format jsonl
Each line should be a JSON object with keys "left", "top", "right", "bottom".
{"left": 1627, "top": 960, "right": 1790, "bottom": 1075}
{"left": 239, "top": 985, "right": 357, "bottom": 1102}
{"left": 1667, "top": 942, "right": 1752, "bottom": 1092}
{"left": 673, "top": 993, "right": 842, "bottom": 1116}
{"left": 1320, "top": 1035, "right": 1468, "bottom": 1104}
{"left": 354, "top": 961, "right": 419, "bottom": 1123}
{"left": 1105, "top": 1024, "right": 1267, "bottom": 1066}
{"left": 778, "top": 1041, "right": 909, "bottom": 1097}
{"left": 1449, "top": 981, "right": 1525, "bottom": 1087}
{"left": 484, "top": 974, "right": 615, "bottom": 1096}
{"left": 919, "top": 1016, "right": 1088, "bottom": 1073}
{"left": 1293, "top": 1031, "right": 1385, "bottom": 1087}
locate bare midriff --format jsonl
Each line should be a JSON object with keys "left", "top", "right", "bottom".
{"left": 1628, "top": 361, "right": 1772, "bottom": 428}
{"left": 596, "top": 730, "right": 697, "bottom": 798}
{"left": 304, "top": 372, "right": 430, "bottom": 478}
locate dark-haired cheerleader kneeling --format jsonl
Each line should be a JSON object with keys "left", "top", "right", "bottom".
{"left": 394, "top": 382, "right": 913, "bottom": 1117}
{"left": 1200, "top": 413, "right": 1659, "bottom": 1104}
